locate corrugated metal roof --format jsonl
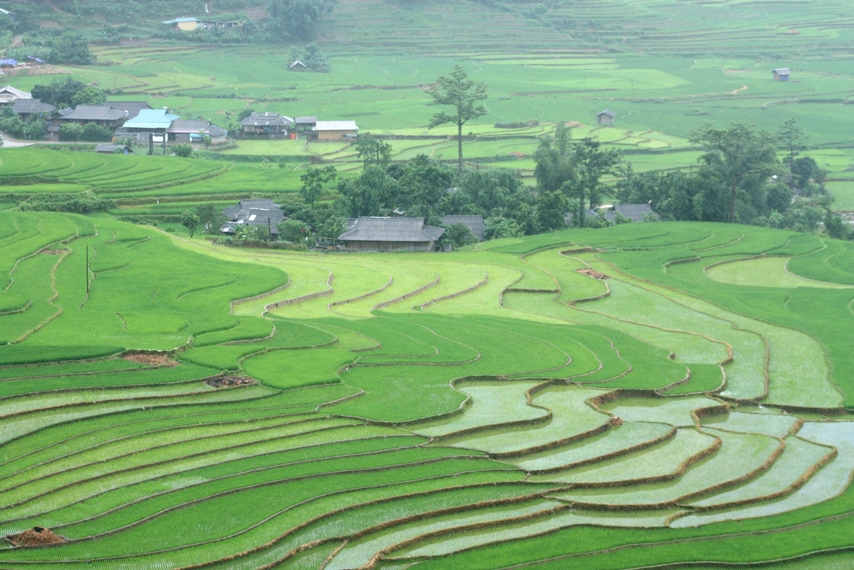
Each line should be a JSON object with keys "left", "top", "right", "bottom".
{"left": 123, "top": 108, "right": 180, "bottom": 129}
{"left": 605, "top": 204, "right": 660, "bottom": 222}
{"left": 240, "top": 112, "right": 292, "bottom": 127}
{"left": 314, "top": 120, "right": 358, "bottom": 132}
{"left": 596, "top": 109, "right": 616, "bottom": 118}
{"left": 338, "top": 217, "right": 444, "bottom": 243}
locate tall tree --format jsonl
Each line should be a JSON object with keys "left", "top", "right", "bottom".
{"left": 299, "top": 165, "right": 338, "bottom": 208}
{"left": 690, "top": 123, "right": 778, "bottom": 223}
{"left": 427, "top": 65, "right": 488, "bottom": 175}
{"left": 574, "top": 138, "right": 621, "bottom": 211}
{"left": 777, "top": 118, "right": 807, "bottom": 189}
{"left": 268, "top": 0, "right": 336, "bottom": 40}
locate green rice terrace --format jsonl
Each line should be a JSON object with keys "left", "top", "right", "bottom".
{"left": 0, "top": 210, "right": 852, "bottom": 568}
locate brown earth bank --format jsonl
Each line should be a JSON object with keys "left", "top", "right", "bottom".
{"left": 577, "top": 268, "right": 608, "bottom": 279}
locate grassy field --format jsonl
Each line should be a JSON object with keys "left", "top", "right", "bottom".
{"left": 0, "top": 212, "right": 851, "bottom": 567}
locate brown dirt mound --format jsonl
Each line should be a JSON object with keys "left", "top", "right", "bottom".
{"left": 40, "top": 249, "right": 65, "bottom": 255}
{"left": 122, "top": 351, "right": 177, "bottom": 367}
{"left": 577, "top": 268, "right": 608, "bottom": 280}
{"left": 5, "top": 527, "right": 67, "bottom": 547}
{"left": 566, "top": 121, "right": 583, "bottom": 128}
{"left": 205, "top": 375, "right": 255, "bottom": 388}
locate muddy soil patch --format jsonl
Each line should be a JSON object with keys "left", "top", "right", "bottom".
{"left": 205, "top": 375, "right": 256, "bottom": 388}
{"left": 121, "top": 351, "right": 178, "bottom": 367}
{"left": 577, "top": 268, "right": 608, "bottom": 279}
{"left": 5, "top": 527, "right": 67, "bottom": 547}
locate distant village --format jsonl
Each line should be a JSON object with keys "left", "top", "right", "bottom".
{"left": 0, "top": 84, "right": 358, "bottom": 150}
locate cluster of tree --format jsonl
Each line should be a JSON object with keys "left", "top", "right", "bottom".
{"left": 0, "top": 106, "right": 46, "bottom": 140}
{"left": 288, "top": 42, "right": 329, "bottom": 72}
{"left": 17, "top": 191, "right": 114, "bottom": 214}
{"left": 616, "top": 121, "right": 847, "bottom": 237}
{"left": 267, "top": 0, "right": 336, "bottom": 40}
{"left": 8, "top": 30, "right": 93, "bottom": 65}
{"left": 533, "top": 122, "right": 622, "bottom": 229}
{"left": 58, "top": 122, "right": 113, "bottom": 142}
{"left": 32, "top": 77, "right": 106, "bottom": 109}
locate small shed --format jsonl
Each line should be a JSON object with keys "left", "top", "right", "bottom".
{"left": 595, "top": 110, "right": 616, "bottom": 126}
{"left": 772, "top": 68, "right": 790, "bottom": 81}
{"left": 338, "top": 217, "right": 444, "bottom": 251}
{"left": 604, "top": 204, "right": 660, "bottom": 223}
{"left": 95, "top": 143, "right": 130, "bottom": 154}
{"left": 162, "top": 17, "right": 202, "bottom": 31}
{"left": 313, "top": 120, "right": 359, "bottom": 142}
{"left": 440, "top": 215, "right": 485, "bottom": 241}
{"left": 289, "top": 60, "right": 307, "bottom": 71}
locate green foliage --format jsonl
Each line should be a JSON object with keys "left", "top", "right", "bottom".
{"left": 71, "top": 86, "right": 107, "bottom": 107}
{"left": 442, "top": 222, "right": 477, "bottom": 247}
{"left": 30, "top": 77, "right": 88, "bottom": 109}
{"left": 173, "top": 144, "right": 194, "bottom": 158}
{"left": 278, "top": 218, "right": 311, "bottom": 243}
{"left": 58, "top": 122, "right": 84, "bottom": 142}
{"left": 180, "top": 210, "right": 201, "bottom": 237}
{"left": 354, "top": 133, "right": 392, "bottom": 168}
{"left": 299, "top": 165, "right": 337, "bottom": 207}
{"left": 17, "top": 190, "right": 114, "bottom": 213}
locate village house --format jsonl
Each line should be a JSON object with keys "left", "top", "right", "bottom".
{"left": 12, "top": 98, "right": 55, "bottom": 121}
{"left": 220, "top": 199, "right": 286, "bottom": 237}
{"left": 239, "top": 112, "right": 292, "bottom": 139}
{"left": 313, "top": 120, "right": 359, "bottom": 142}
{"left": 168, "top": 119, "right": 228, "bottom": 144}
{"left": 47, "top": 105, "right": 128, "bottom": 139}
{"left": 108, "top": 101, "right": 152, "bottom": 120}
{"left": 115, "top": 108, "right": 180, "bottom": 142}
{"left": 337, "top": 217, "right": 444, "bottom": 251}
{"left": 596, "top": 110, "right": 616, "bottom": 126}
{"left": 162, "top": 17, "right": 241, "bottom": 31}
{"left": 0, "top": 85, "right": 30, "bottom": 105}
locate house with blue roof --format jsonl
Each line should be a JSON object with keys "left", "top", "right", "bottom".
{"left": 116, "top": 109, "right": 180, "bottom": 142}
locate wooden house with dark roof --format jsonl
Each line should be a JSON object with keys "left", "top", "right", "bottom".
{"left": 168, "top": 119, "right": 228, "bottom": 144}
{"left": 440, "top": 215, "right": 485, "bottom": 241}
{"left": 239, "top": 112, "right": 292, "bottom": 139}
{"left": 337, "top": 217, "right": 445, "bottom": 251}
{"left": 220, "top": 199, "right": 286, "bottom": 237}
{"left": 12, "top": 98, "right": 54, "bottom": 120}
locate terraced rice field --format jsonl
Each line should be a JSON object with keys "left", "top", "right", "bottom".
{"left": 0, "top": 213, "right": 852, "bottom": 568}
